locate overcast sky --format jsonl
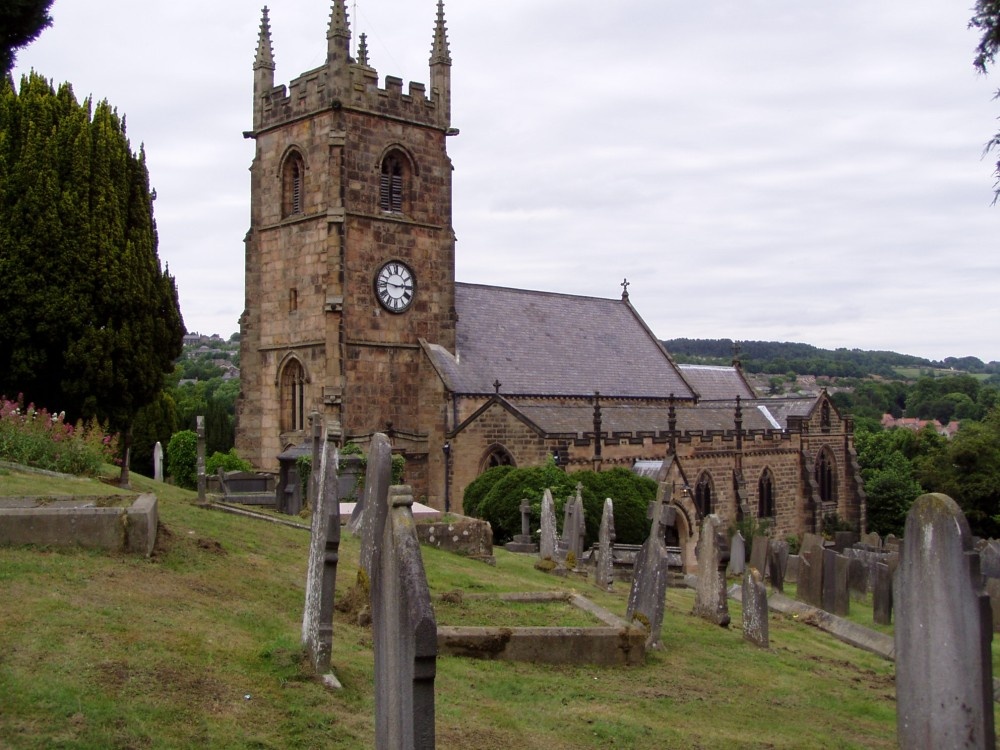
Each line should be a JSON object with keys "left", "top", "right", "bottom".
{"left": 12, "top": 0, "right": 999, "bottom": 362}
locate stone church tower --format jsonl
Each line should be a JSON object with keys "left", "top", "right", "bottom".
{"left": 237, "top": 1, "right": 457, "bottom": 487}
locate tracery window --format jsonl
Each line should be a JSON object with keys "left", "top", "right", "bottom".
{"left": 480, "top": 444, "right": 515, "bottom": 473}
{"left": 815, "top": 449, "right": 836, "bottom": 504}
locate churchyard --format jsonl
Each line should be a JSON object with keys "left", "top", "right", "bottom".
{"left": 1, "top": 464, "right": 997, "bottom": 748}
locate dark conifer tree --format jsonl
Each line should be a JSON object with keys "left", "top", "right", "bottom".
{"left": 0, "top": 0, "right": 54, "bottom": 74}
{"left": 0, "top": 73, "right": 185, "bottom": 482}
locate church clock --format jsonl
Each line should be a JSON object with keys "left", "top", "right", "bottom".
{"left": 375, "top": 260, "right": 415, "bottom": 313}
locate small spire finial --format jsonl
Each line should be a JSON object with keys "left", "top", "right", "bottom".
{"left": 254, "top": 6, "right": 275, "bottom": 71}
{"left": 621, "top": 278, "right": 630, "bottom": 300}
{"left": 357, "top": 32, "right": 369, "bottom": 66}
{"left": 430, "top": 0, "right": 451, "bottom": 65}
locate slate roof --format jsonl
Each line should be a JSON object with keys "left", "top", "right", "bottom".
{"left": 425, "top": 283, "right": 695, "bottom": 399}
{"left": 677, "top": 364, "right": 756, "bottom": 401}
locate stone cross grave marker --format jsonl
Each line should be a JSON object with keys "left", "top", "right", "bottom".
{"left": 504, "top": 499, "right": 538, "bottom": 553}
{"left": 693, "top": 514, "right": 731, "bottom": 627}
{"left": 595, "top": 498, "right": 615, "bottom": 591}
{"left": 372, "top": 479, "right": 438, "bottom": 749}
{"left": 301, "top": 433, "right": 341, "bottom": 680}
{"left": 895, "top": 493, "right": 994, "bottom": 749}
{"left": 538, "top": 489, "right": 557, "bottom": 561}
{"left": 742, "top": 566, "right": 769, "bottom": 648}
{"left": 153, "top": 441, "right": 163, "bottom": 482}
{"left": 727, "top": 531, "right": 746, "bottom": 577}
{"left": 626, "top": 483, "right": 675, "bottom": 649}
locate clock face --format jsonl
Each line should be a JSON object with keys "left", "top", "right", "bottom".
{"left": 374, "top": 261, "right": 415, "bottom": 313}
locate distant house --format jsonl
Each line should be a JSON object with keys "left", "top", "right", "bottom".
{"left": 881, "top": 414, "right": 960, "bottom": 439}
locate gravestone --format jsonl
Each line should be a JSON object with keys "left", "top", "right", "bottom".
{"left": 986, "top": 578, "right": 1000, "bottom": 634}
{"left": 884, "top": 533, "right": 900, "bottom": 552}
{"left": 833, "top": 530, "right": 859, "bottom": 553}
{"left": 504, "top": 499, "right": 538, "bottom": 553}
{"left": 353, "top": 434, "right": 393, "bottom": 580}
{"left": 767, "top": 539, "right": 788, "bottom": 593}
{"left": 538, "top": 489, "right": 558, "bottom": 561}
{"left": 308, "top": 411, "right": 322, "bottom": 509}
{"left": 977, "top": 539, "right": 1000, "bottom": 580}
{"left": 860, "top": 531, "right": 881, "bottom": 549}
{"left": 196, "top": 415, "right": 206, "bottom": 502}
{"left": 748, "top": 535, "right": 769, "bottom": 579}
{"left": 785, "top": 554, "right": 800, "bottom": 584}
{"left": 798, "top": 549, "right": 823, "bottom": 608}
{"left": 626, "top": 484, "right": 675, "bottom": 648}
{"left": 372, "top": 482, "right": 438, "bottom": 749}
{"left": 301, "top": 434, "right": 341, "bottom": 678}
{"left": 822, "top": 549, "right": 850, "bottom": 616}
{"left": 847, "top": 557, "right": 868, "bottom": 601}
{"left": 872, "top": 561, "right": 892, "bottom": 626}
{"left": 693, "top": 514, "right": 731, "bottom": 627}
{"left": 742, "top": 566, "right": 769, "bottom": 648}
{"left": 153, "top": 441, "right": 163, "bottom": 482}
{"left": 895, "top": 493, "right": 994, "bottom": 749}
{"left": 727, "top": 531, "right": 746, "bottom": 577}
{"left": 800, "top": 532, "right": 824, "bottom": 555}
{"left": 558, "top": 486, "right": 586, "bottom": 564}
{"left": 595, "top": 498, "right": 615, "bottom": 591}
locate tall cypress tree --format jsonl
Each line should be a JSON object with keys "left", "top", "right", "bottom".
{"left": 0, "top": 73, "right": 185, "bottom": 480}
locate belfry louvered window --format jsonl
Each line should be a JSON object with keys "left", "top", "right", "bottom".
{"left": 282, "top": 152, "right": 305, "bottom": 217}
{"left": 379, "top": 154, "right": 404, "bottom": 213}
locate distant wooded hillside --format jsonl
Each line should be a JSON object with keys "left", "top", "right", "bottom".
{"left": 662, "top": 338, "right": 1000, "bottom": 379}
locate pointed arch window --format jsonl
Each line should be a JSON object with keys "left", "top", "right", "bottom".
{"left": 820, "top": 401, "right": 832, "bottom": 432}
{"left": 694, "top": 472, "right": 713, "bottom": 518}
{"left": 379, "top": 151, "right": 407, "bottom": 214}
{"left": 280, "top": 359, "right": 306, "bottom": 433}
{"left": 282, "top": 151, "right": 305, "bottom": 217}
{"left": 815, "top": 449, "right": 836, "bottom": 504}
{"left": 758, "top": 468, "right": 775, "bottom": 518}
{"left": 480, "top": 444, "right": 515, "bottom": 473}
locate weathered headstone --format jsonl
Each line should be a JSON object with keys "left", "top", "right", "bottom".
{"left": 977, "top": 539, "right": 1000, "bottom": 580}
{"left": 152, "top": 441, "right": 163, "bottom": 482}
{"left": 833, "top": 530, "right": 859, "bottom": 553}
{"left": 742, "top": 566, "right": 769, "bottom": 648}
{"left": 821, "top": 549, "right": 850, "bottom": 616}
{"left": 373, "top": 482, "right": 437, "bottom": 749}
{"left": 785, "top": 554, "right": 800, "bottom": 584}
{"left": 595, "top": 498, "right": 615, "bottom": 591}
{"left": 767, "top": 539, "right": 788, "bottom": 593}
{"left": 558, "top": 486, "right": 586, "bottom": 564}
{"left": 308, "top": 410, "right": 322, "bottom": 509}
{"left": 693, "top": 514, "right": 731, "bottom": 627}
{"left": 798, "top": 548, "right": 823, "bottom": 608}
{"left": 860, "top": 531, "right": 881, "bottom": 549}
{"left": 301, "top": 434, "right": 341, "bottom": 678}
{"left": 196, "top": 415, "right": 206, "bottom": 502}
{"left": 846, "top": 557, "right": 868, "bottom": 601}
{"left": 748, "top": 535, "right": 769, "bottom": 579}
{"left": 727, "top": 531, "right": 746, "bottom": 577}
{"left": 800, "top": 532, "right": 824, "bottom": 555}
{"left": 626, "top": 484, "right": 675, "bottom": 648}
{"left": 884, "top": 533, "right": 900, "bottom": 552}
{"left": 986, "top": 578, "right": 1000, "bottom": 634}
{"left": 895, "top": 493, "right": 994, "bottom": 749}
{"left": 538, "top": 489, "right": 557, "bottom": 561}
{"left": 872, "top": 561, "right": 892, "bottom": 626}
{"left": 353, "top": 433, "right": 393, "bottom": 581}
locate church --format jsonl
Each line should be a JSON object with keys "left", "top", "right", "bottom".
{"left": 235, "top": 2, "right": 865, "bottom": 564}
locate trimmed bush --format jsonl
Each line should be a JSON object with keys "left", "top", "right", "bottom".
{"left": 461, "top": 465, "right": 515, "bottom": 519}
{"left": 166, "top": 430, "right": 198, "bottom": 489}
{"left": 206, "top": 448, "right": 251, "bottom": 475}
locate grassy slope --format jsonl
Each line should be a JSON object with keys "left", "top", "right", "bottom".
{"left": 0, "top": 470, "right": 904, "bottom": 749}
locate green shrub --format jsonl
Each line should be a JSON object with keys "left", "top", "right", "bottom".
{"left": 470, "top": 460, "right": 654, "bottom": 546}
{"left": 166, "top": 430, "right": 198, "bottom": 489}
{"left": 206, "top": 448, "right": 251, "bottom": 475}
{"left": 462, "top": 465, "right": 516, "bottom": 518}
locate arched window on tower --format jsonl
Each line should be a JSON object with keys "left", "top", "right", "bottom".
{"left": 815, "top": 449, "right": 836, "bottom": 505}
{"left": 279, "top": 359, "right": 306, "bottom": 433}
{"left": 694, "top": 472, "right": 713, "bottom": 518}
{"left": 758, "top": 468, "right": 775, "bottom": 519}
{"left": 379, "top": 151, "right": 406, "bottom": 214}
{"left": 282, "top": 151, "right": 305, "bottom": 217}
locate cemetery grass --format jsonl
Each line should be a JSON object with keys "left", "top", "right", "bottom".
{"left": 0, "top": 470, "right": 917, "bottom": 749}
